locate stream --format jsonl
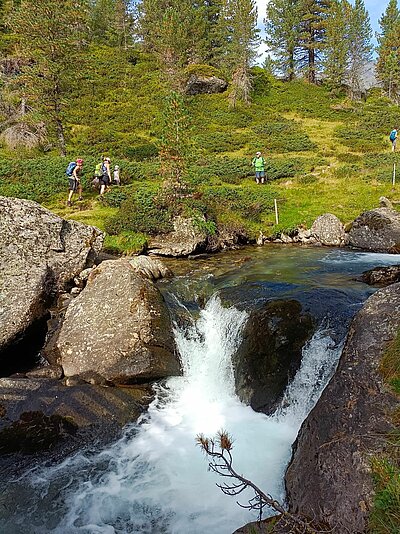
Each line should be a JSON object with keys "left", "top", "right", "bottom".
{"left": 1, "top": 245, "right": 399, "bottom": 534}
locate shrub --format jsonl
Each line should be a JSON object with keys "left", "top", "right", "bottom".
{"left": 123, "top": 143, "right": 158, "bottom": 161}
{"left": 105, "top": 186, "right": 173, "bottom": 235}
{"left": 194, "top": 131, "right": 249, "bottom": 153}
{"left": 252, "top": 118, "right": 316, "bottom": 153}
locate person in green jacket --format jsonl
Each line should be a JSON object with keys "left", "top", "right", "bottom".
{"left": 252, "top": 151, "right": 266, "bottom": 184}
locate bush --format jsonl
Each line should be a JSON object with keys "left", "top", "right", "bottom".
{"left": 123, "top": 143, "right": 158, "bottom": 161}
{"left": 252, "top": 118, "right": 316, "bottom": 153}
{"left": 194, "top": 131, "right": 249, "bottom": 153}
{"left": 105, "top": 186, "right": 173, "bottom": 235}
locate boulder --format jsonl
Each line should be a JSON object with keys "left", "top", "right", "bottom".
{"left": 0, "top": 376, "right": 152, "bottom": 456}
{"left": 311, "top": 213, "right": 345, "bottom": 246}
{"left": 285, "top": 284, "right": 400, "bottom": 532}
{"left": 359, "top": 265, "right": 400, "bottom": 286}
{"left": 50, "top": 259, "right": 180, "bottom": 383}
{"left": 0, "top": 196, "right": 103, "bottom": 358}
{"left": 129, "top": 255, "right": 173, "bottom": 280}
{"left": 185, "top": 74, "right": 228, "bottom": 95}
{"left": 233, "top": 300, "right": 314, "bottom": 414}
{"left": 149, "top": 216, "right": 208, "bottom": 257}
{"left": 347, "top": 207, "right": 400, "bottom": 253}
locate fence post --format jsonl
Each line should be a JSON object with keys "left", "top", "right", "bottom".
{"left": 274, "top": 199, "right": 279, "bottom": 225}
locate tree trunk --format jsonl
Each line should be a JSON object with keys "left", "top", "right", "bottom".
{"left": 56, "top": 117, "right": 66, "bottom": 157}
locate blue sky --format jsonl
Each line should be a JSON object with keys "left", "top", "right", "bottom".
{"left": 256, "top": 0, "right": 387, "bottom": 59}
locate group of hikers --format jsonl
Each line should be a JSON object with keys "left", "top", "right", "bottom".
{"left": 66, "top": 156, "right": 120, "bottom": 206}
{"left": 66, "top": 131, "right": 397, "bottom": 206}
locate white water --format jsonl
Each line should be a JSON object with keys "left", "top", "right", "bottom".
{"left": 26, "top": 295, "right": 341, "bottom": 534}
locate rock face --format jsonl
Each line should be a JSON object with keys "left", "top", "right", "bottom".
{"left": 285, "top": 284, "right": 400, "bottom": 533}
{"left": 311, "top": 213, "right": 346, "bottom": 246}
{"left": 233, "top": 300, "right": 314, "bottom": 414}
{"left": 0, "top": 196, "right": 103, "bottom": 358}
{"left": 0, "top": 377, "right": 152, "bottom": 456}
{"left": 51, "top": 259, "right": 180, "bottom": 383}
{"left": 360, "top": 265, "right": 400, "bottom": 286}
{"left": 185, "top": 74, "right": 228, "bottom": 95}
{"left": 149, "top": 216, "right": 208, "bottom": 257}
{"left": 347, "top": 207, "right": 400, "bottom": 252}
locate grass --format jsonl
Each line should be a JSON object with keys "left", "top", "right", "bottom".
{"left": 368, "top": 331, "right": 400, "bottom": 534}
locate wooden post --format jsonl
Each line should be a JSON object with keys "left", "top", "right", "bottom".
{"left": 393, "top": 162, "right": 396, "bottom": 190}
{"left": 274, "top": 198, "right": 279, "bottom": 225}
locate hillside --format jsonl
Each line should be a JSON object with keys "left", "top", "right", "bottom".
{"left": 0, "top": 46, "right": 399, "bottom": 254}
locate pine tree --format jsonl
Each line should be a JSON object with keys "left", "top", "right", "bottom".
{"left": 346, "top": 0, "right": 372, "bottom": 98}
{"left": 223, "top": 0, "right": 259, "bottom": 106}
{"left": 298, "top": 0, "right": 330, "bottom": 83}
{"left": 264, "top": 0, "right": 302, "bottom": 81}
{"left": 376, "top": 0, "right": 400, "bottom": 99}
{"left": 323, "top": 0, "right": 350, "bottom": 93}
{"left": 8, "top": 0, "right": 89, "bottom": 155}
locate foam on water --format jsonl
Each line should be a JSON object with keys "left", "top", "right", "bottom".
{"left": 8, "top": 295, "right": 341, "bottom": 534}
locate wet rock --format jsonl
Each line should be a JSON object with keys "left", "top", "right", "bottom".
{"left": 0, "top": 196, "right": 104, "bottom": 362}
{"left": 347, "top": 207, "right": 400, "bottom": 253}
{"left": 0, "top": 377, "right": 153, "bottom": 456}
{"left": 51, "top": 259, "right": 180, "bottom": 383}
{"left": 285, "top": 283, "right": 400, "bottom": 532}
{"left": 233, "top": 300, "right": 314, "bottom": 414}
{"left": 359, "top": 265, "right": 400, "bottom": 286}
{"left": 311, "top": 213, "right": 345, "bottom": 246}
{"left": 129, "top": 255, "right": 173, "bottom": 281}
{"left": 149, "top": 216, "right": 208, "bottom": 257}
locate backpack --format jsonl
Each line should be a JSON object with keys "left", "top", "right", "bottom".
{"left": 66, "top": 161, "right": 77, "bottom": 176}
{"left": 390, "top": 130, "right": 397, "bottom": 142}
{"left": 94, "top": 162, "right": 102, "bottom": 177}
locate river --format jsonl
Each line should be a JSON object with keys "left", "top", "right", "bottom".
{"left": 1, "top": 245, "right": 399, "bottom": 534}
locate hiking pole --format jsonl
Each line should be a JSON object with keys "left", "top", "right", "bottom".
{"left": 274, "top": 199, "right": 279, "bottom": 225}
{"left": 393, "top": 162, "right": 396, "bottom": 191}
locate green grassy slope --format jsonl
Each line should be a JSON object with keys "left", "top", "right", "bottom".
{"left": 0, "top": 47, "right": 399, "bottom": 253}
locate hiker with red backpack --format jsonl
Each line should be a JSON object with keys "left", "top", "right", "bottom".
{"left": 66, "top": 158, "right": 84, "bottom": 206}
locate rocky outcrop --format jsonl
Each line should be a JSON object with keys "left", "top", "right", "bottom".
{"left": 0, "top": 196, "right": 103, "bottom": 360}
{"left": 311, "top": 213, "right": 346, "bottom": 246}
{"left": 347, "top": 207, "right": 400, "bottom": 252}
{"left": 0, "top": 376, "right": 152, "bottom": 456}
{"left": 185, "top": 74, "right": 228, "bottom": 95}
{"left": 129, "top": 255, "right": 173, "bottom": 280}
{"left": 48, "top": 259, "right": 180, "bottom": 383}
{"left": 285, "top": 284, "right": 400, "bottom": 533}
{"left": 149, "top": 216, "right": 208, "bottom": 257}
{"left": 359, "top": 265, "right": 400, "bottom": 286}
{"left": 233, "top": 300, "right": 314, "bottom": 414}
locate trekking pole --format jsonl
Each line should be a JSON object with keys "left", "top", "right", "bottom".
{"left": 393, "top": 162, "right": 396, "bottom": 190}
{"left": 274, "top": 199, "right": 279, "bottom": 225}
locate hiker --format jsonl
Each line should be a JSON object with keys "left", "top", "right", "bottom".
{"left": 92, "top": 158, "right": 103, "bottom": 189}
{"left": 66, "top": 158, "right": 84, "bottom": 206}
{"left": 252, "top": 151, "right": 266, "bottom": 184}
{"left": 390, "top": 128, "right": 398, "bottom": 152}
{"left": 99, "top": 156, "right": 112, "bottom": 195}
{"left": 113, "top": 164, "right": 121, "bottom": 185}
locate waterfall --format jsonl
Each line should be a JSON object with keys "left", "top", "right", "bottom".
{"left": 1, "top": 295, "right": 342, "bottom": 534}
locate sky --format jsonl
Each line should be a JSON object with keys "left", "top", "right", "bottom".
{"left": 256, "top": 0, "right": 388, "bottom": 60}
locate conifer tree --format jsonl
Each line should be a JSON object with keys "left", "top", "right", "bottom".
{"left": 376, "top": 0, "right": 400, "bottom": 99}
{"left": 323, "top": 0, "right": 350, "bottom": 93}
{"left": 8, "top": 0, "right": 89, "bottom": 155}
{"left": 298, "top": 0, "right": 330, "bottom": 83}
{"left": 346, "top": 0, "right": 372, "bottom": 98}
{"left": 264, "top": 0, "right": 302, "bottom": 81}
{"left": 223, "top": 0, "right": 259, "bottom": 106}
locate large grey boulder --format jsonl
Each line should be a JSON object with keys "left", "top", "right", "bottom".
{"left": 149, "top": 216, "right": 208, "bottom": 257}
{"left": 347, "top": 207, "right": 400, "bottom": 252}
{"left": 285, "top": 284, "right": 400, "bottom": 532}
{"left": 359, "top": 265, "right": 400, "bottom": 286}
{"left": 311, "top": 213, "right": 345, "bottom": 246}
{"left": 233, "top": 300, "right": 314, "bottom": 414}
{"left": 52, "top": 259, "right": 180, "bottom": 383}
{"left": 0, "top": 196, "right": 103, "bottom": 357}
{"left": 185, "top": 74, "right": 228, "bottom": 95}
